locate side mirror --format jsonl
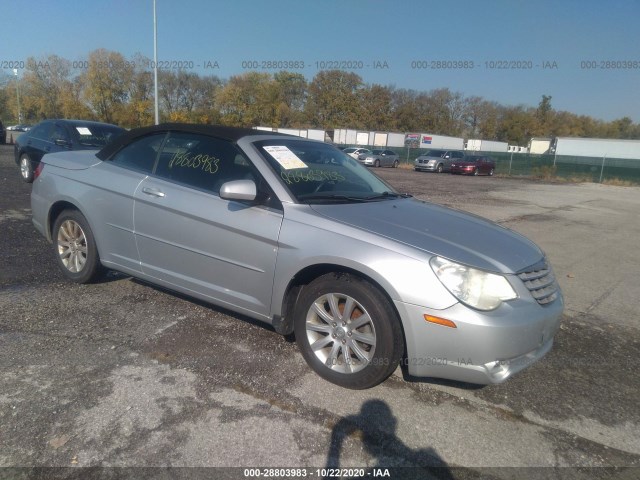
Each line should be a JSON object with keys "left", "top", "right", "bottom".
{"left": 444, "top": 155, "right": 450, "bottom": 159}
{"left": 219, "top": 179, "right": 257, "bottom": 202}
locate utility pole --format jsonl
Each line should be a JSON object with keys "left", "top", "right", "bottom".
{"left": 153, "top": 0, "right": 159, "bottom": 125}
{"left": 13, "top": 69, "right": 22, "bottom": 123}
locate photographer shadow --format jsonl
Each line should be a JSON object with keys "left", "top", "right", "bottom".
{"left": 324, "top": 399, "right": 454, "bottom": 480}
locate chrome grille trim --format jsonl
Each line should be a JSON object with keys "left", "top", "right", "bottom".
{"left": 518, "top": 262, "right": 559, "bottom": 305}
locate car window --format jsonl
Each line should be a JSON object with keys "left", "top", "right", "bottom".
{"left": 50, "top": 124, "right": 69, "bottom": 143}
{"left": 28, "top": 123, "right": 52, "bottom": 140}
{"left": 154, "top": 132, "right": 258, "bottom": 195}
{"left": 111, "top": 133, "right": 166, "bottom": 174}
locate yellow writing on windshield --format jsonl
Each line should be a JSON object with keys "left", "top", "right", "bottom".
{"left": 169, "top": 151, "right": 219, "bottom": 174}
{"left": 281, "top": 169, "right": 346, "bottom": 185}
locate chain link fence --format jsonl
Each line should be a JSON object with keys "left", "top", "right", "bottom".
{"left": 347, "top": 145, "right": 640, "bottom": 184}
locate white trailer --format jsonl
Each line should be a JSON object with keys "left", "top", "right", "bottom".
{"left": 373, "top": 132, "right": 388, "bottom": 147}
{"left": 278, "top": 128, "right": 306, "bottom": 138}
{"left": 420, "top": 134, "right": 464, "bottom": 150}
{"left": 356, "top": 131, "right": 370, "bottom": 145}
{"left": 307, "top": 129, "right": 326, "bottom": 141}
{"left": 529, "top": 138, "right": 552, "bottom": 154}
{"left": 553, "top": 137, "right": 640, "bottom": 160}
{"left": 387, "top": 133, "right": 406, "bottom": 148}
{"left": 465, "top": 139, "right": 509, "bottom": 152}
{"left": 345, "top": 129, "right": 358, "bottom": 145}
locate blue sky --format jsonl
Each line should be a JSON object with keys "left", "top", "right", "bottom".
{"left": 3, "top": 0, "right": 639, "bottom": 121}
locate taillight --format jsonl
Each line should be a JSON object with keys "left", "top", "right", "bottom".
{"left": 33, "top": 163, "right": 45, "bottom": 181}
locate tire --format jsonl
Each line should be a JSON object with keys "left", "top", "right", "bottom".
{"left": 436, "top": 163, "right": 443, "bottom": 173}
{"left": 392, "top": 160, "right": 399, "bottom": 168}
{"left": 489, "top": 168, "right": 494, "bottom": 176}
{"left": 20, "top": 154, "right": 34, "bottom": 183}
{"left": 294, "top": 273, "right": 403, "bottom": 389}
{"left": 473, "top": 168, "right": 479, "bottom": 176}
{"left": 374, "top": 159, "right": 380, "bottom": 168}
{"left": 52, "top": 209, "right": 103, "bottom": 283}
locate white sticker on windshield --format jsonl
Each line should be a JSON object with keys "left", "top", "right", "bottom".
{"left": 76, "top": 127, "right": 92, "bottom": 135}
{"left": 263, "top": 146, "right": 307, "bottom": 170}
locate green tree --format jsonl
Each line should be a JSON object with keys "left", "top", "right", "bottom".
{"left": 81, "top": 49, "right": 135, "bottom": 123}
{"left": 536, "top": 95, "right": 553, "bottom": 136}
{"left": 305, "top": 70, "right": 363, "bottom": 128}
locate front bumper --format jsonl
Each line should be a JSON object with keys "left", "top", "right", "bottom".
{"left": 451, "top": 166, "right": 475, "bottom": 174}
{"left": 414, "top": 162, "right": 437, "bottom": 171}
{"left": 394, "top": 291, "right": 563, "bottom": 384}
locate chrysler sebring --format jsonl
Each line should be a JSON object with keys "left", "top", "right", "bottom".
{"left": 31, "top": 124, "right": 563, "bottom": 389}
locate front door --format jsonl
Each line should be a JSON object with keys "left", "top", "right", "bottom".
{"left": 133, "top": 132, "right": 283, "bottom": 318}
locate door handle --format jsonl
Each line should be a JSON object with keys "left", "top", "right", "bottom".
{"left": 142, "top": 187, "right": 165, "bottom": 198}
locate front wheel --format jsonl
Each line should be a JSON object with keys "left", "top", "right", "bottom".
{"left": 489, "top": 168, "right": 494, "bottom": 176}
{"left": 374, "top": 159, "right": 380, "bottom": 168}
{"left": 20, "top": 154, "right": 34, "bottom": 183}
{"left": 294, "top": 273, "right": 403, "bottom": 389}
{"left": 52, "top": 209, "right": 103, "bottom": 283}
{"left": 473, "top": 168, "right": 479, "bottom": 176}
{"left": 436, "top": 163, "right": 444, "bottom": 173}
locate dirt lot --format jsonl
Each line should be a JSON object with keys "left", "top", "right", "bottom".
{"left": 0, "top": 144, "right": 638, "bottom": 478}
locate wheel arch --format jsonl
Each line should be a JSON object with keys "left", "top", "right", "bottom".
{"left": 46, "top": 200, "right": 97, "bottom": 246}
{"left": 274, "top": 263, "right": 407, "bottom": 355}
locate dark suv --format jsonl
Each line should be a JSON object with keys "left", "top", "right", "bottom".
{"left": 14, "top": 119, "right": 124, "bottom": 182}
{"left": 414, "top": 149, "right": 465, "bottom": 173}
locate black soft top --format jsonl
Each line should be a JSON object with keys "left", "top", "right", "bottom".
{"left": 96, "top": 123, "right": 294, "bottom": 160}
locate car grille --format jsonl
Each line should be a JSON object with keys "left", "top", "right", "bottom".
{"left": 517, "top": 261, "right": 559, "bottom": 305}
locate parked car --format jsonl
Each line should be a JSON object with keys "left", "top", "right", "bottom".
{"left": 7, "top": 124, "right": 32, "bottom": 132}
{"left": 451, "top": 155, "right": 496, "bottom": 176}
{"left": 14, "top": 119, "right": 125, "bottom": 182}
{"left": 414, "top": 149, "right": 465, "bottom": 173}
{"left": 31, "top": 124, "right": 563, "bottom": 389}
{"left": 360, "top": 149, "right": 399, "bottom": 168}
{"left": 342, "top": 147, "right": 371, "bottom": 160}
{"left": 0, "top": 120, "right": 5, "bottom": 144}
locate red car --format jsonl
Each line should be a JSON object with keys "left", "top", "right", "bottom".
{"left": 450, "top": 155, "right": 495, "bottom": 176}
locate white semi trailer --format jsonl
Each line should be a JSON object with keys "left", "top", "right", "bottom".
{"left": 553, "top": 137, "right": 640, "bottom": 159}
{"left": 464, "top": 139, "right": 509, "bottom": 152}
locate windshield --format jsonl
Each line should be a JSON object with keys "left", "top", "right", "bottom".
{"left": 343, "top": 148, "right": 357, "bottom": 153}
{"left": 71, "top": 124, "right": 125, "bottom": 147}
{"left": 422, "top": 150, "right": 447, "bottom": 158}
{"left": 255, "top": 139, "right": 402, "bottom": 204}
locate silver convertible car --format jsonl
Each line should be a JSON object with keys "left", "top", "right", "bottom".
{"left": 31, "top": 124, "right": 563, "bottom": 389}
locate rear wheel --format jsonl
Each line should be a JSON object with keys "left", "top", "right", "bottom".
{"left": 20, "top": 154, "right": 34, "bottom": 183}
{"left": 489, "top": 168, "right": 494, "bottom": 176}
{"left": 392, "top": 160, "right": 399, "bottom": 168}
{"left": 52, "top": 209, "right": 103, "bottom": 283}
{"left": 294, "top": 273, "right": 403, "bottom": 389}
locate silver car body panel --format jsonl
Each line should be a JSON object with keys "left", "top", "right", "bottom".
{"left": 32, "top": 133, "right": 563, "bottom": 385}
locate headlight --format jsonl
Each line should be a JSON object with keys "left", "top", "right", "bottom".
{"left": 430, "top": 256, "right": 517, "bottom": 310}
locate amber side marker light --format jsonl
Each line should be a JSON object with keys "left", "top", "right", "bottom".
{"left": 424, "top": 314, "right": 457, "bottom": 329}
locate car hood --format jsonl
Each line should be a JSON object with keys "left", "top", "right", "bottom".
{"left": 310, "top": 199, "right": 543, "bottom": 273}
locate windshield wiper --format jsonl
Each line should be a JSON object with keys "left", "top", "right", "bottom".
{"left": 300, "top": 194, "right": 369, "bottom": 203}
{"left": 300, "top": 191, "right": 412, "bottom": 204}
{"left": 362, "top": 191, "right": 412, "bottom": 201}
